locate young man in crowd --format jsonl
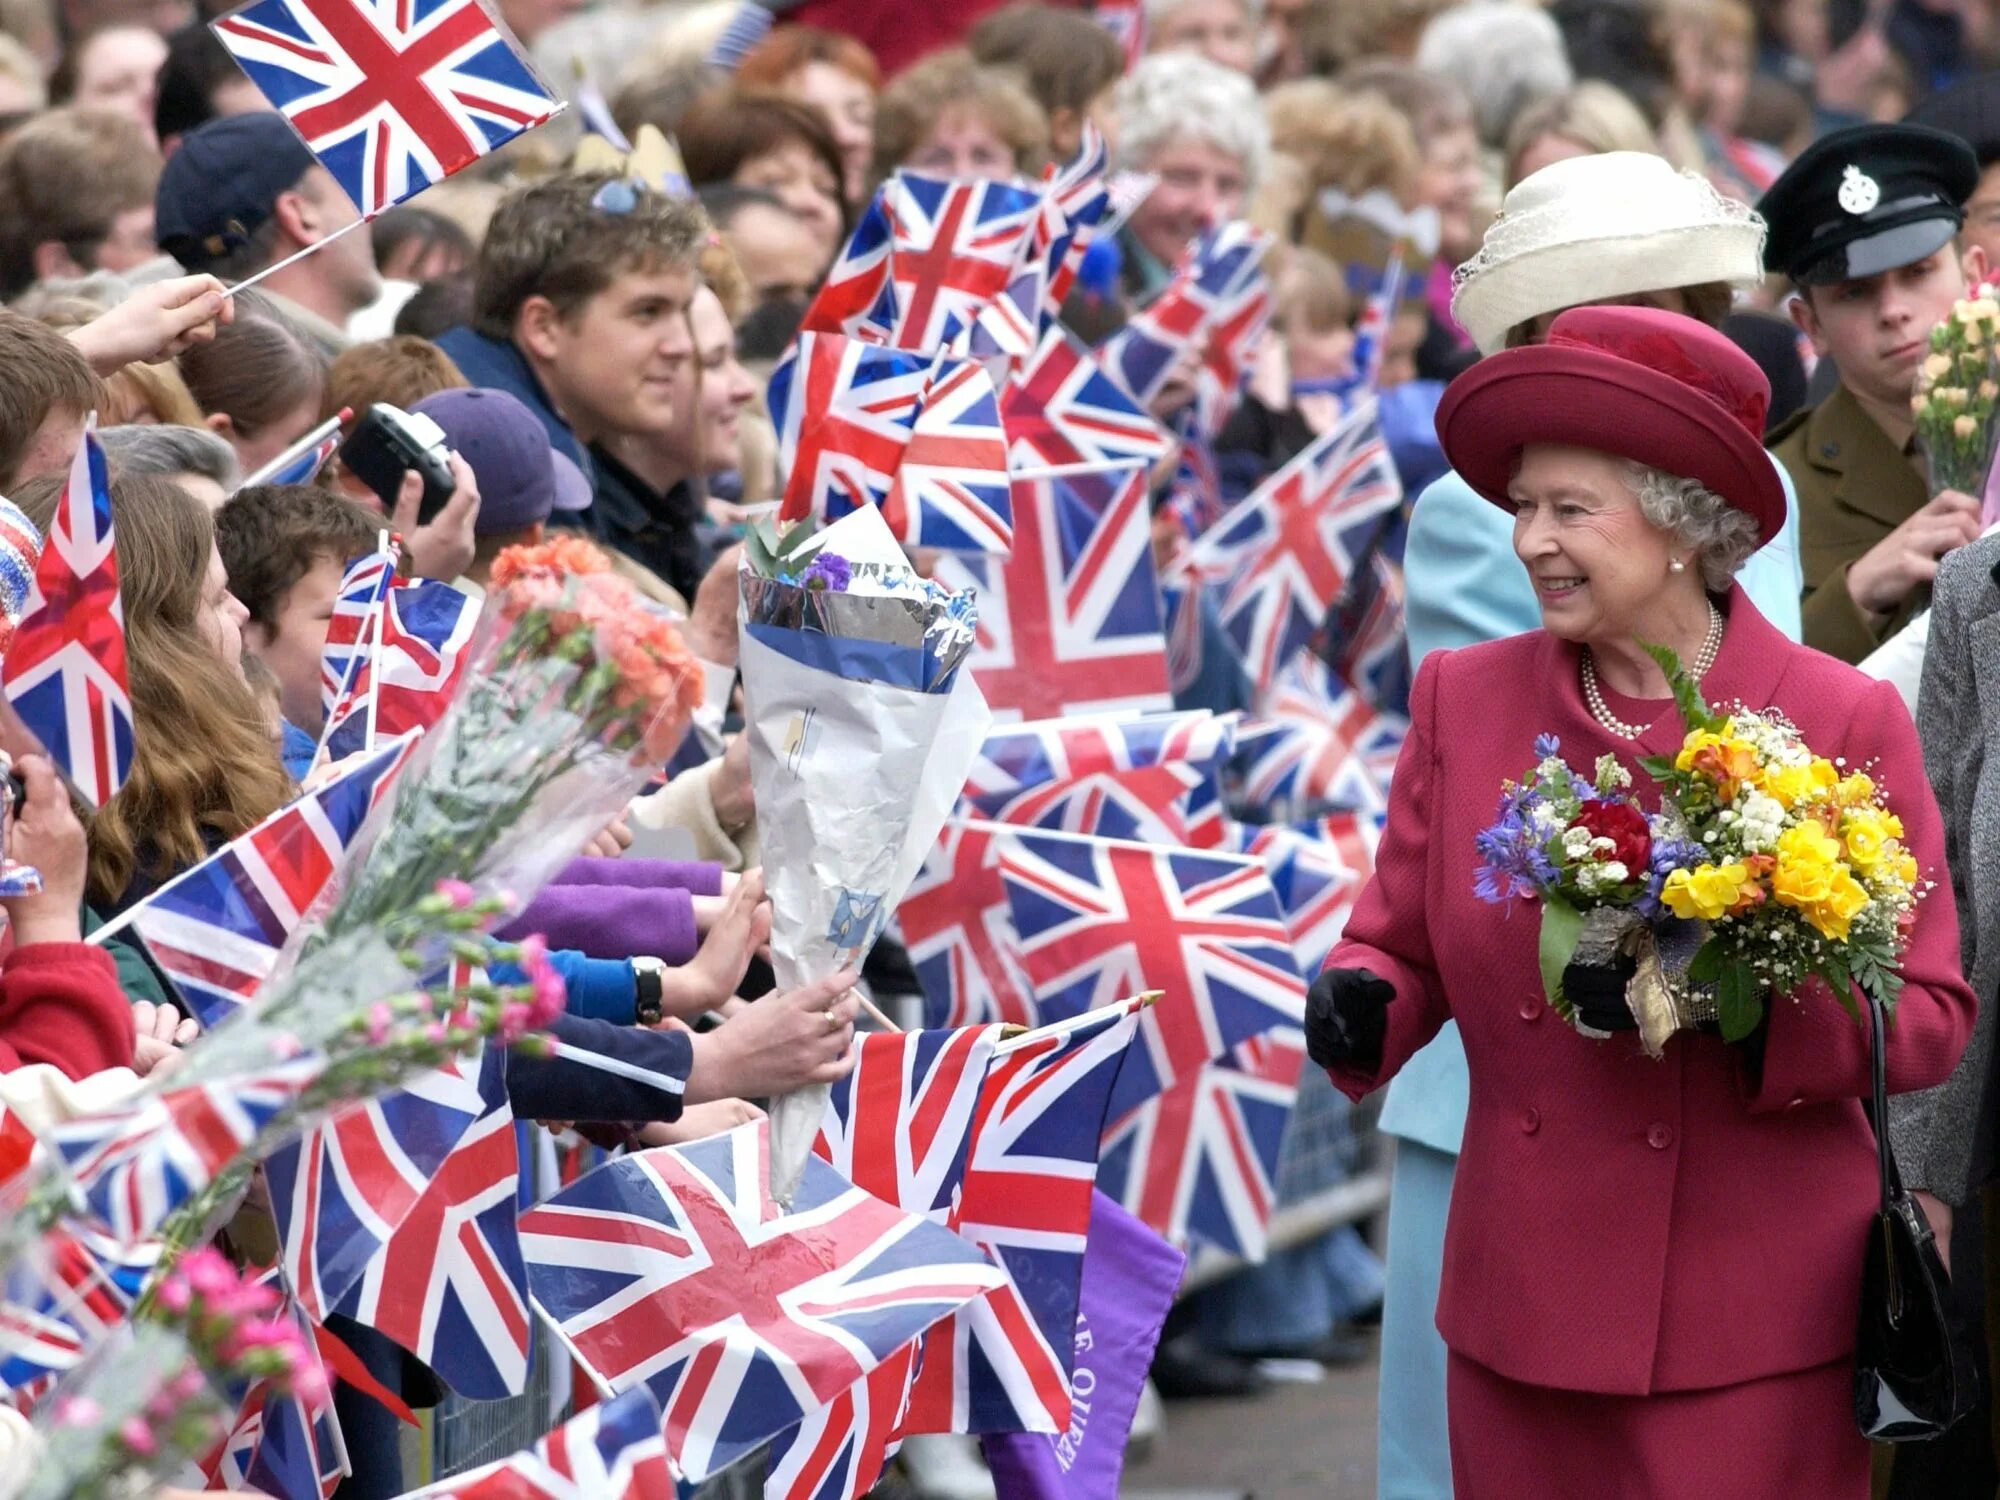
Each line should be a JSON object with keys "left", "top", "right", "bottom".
{"left": 0, "top": 310, "right": 104, "bottom": 490}
{"left": 0, "top": 106, "right": 159, "bottom": 297}
{"left": 153, "top": 111, "right": 383, "bottom": 351}
{"left": 1760, "top": 122, "right": 1988, "bottom": 663}
{"left": 434, "top": 174, "right": 705, "bottom": 505}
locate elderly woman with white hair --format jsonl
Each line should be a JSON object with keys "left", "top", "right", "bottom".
{"left": 1111, "top": 50, "right": 1269, "bottom": 304}
{"left": 1415, "top": 0, "right": 1573, "bottom": 151}
{"left": 1370, "top": 149, "right": 1805, "bottom": 1500}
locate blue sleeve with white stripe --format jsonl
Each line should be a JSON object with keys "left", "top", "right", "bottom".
{"left": 506, "top": 1014, "right": 691, "bottom": 1123}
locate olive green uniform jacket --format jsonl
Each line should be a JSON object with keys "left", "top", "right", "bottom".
{"left": 1768, "top": 384, "right": 1929, "bottom": 664}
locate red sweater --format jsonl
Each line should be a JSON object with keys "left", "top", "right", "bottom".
{"left": 0, "top": 942, "right": 133, "bottom": 1079}
{"left": 786, "top": 0, "right": 1083, "bottom": 74}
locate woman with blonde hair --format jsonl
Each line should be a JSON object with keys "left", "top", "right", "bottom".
{"left": 870, "top": 48, "right": 1048, "bottom": 185}
{"left": 1505, "top": 80, "right": 1660, "bottom": 186}
{"left": 14, "top": 471, "right": 292, "bottom": 912}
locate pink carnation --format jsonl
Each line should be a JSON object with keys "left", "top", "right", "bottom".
{"left": 118, "top": 1416, "right": 157, "bottom": 1456}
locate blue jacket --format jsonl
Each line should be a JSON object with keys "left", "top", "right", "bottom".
{"left": 433, "top": 326, "right": 591, "bottom": 476}
{"left": 1376, "top": 457, "right": 1805, "bottom": 1153}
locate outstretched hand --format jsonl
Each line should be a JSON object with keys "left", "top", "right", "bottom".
{"left": 68, "top": 276, "right": 234, "bottom": 373}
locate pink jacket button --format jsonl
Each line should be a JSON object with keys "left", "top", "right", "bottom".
{"left": 1519, "top": 998, "right": 1541, "bottom": 1021}
{"left": 1647, "top": 1123, "right": 1673, "bottom": 1150}
{"left": 1522, "top": 1108, "right": 1541, "bottom": 1134}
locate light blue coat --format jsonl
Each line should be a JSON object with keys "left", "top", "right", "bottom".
{"left": 1377, "top": 459, "right": 1805, "bottom": 1152}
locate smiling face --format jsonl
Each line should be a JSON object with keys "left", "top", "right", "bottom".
{"left": 1125, "top": 135, "right": 1248, "bottom": 267}
{"left": 527, "top": 264, "right": 697, "bottom": 445}
{"left": 656, "top": 287, "right": 757, "bottom": 479}
{"left": 1149, "top": 0, "right": 1257, "bottom": 75}
{"left": 1509, "top": 444, "right": 1692, "bottom": 648}
{"left": 733, "top": 142, "right": 844, "bottom": 263}
{"left": 788, "top": 61, "right": 876, "bottom": 208}
{"left": 902, "top": 106, "right": 1019, "bottom": 182}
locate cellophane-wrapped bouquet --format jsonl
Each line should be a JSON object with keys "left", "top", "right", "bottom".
{"left": 738, "top": 505, "right": 990, "bottom": 1203}
{"left": 1912, "top": 290, "right": 2000, "bottom": 499}
{"left": 1476, "top": 648, "right": 1924, "bottom": 1055}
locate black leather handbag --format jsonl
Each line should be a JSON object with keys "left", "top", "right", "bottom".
{"left": 1854, "top": 994, "right": 1977, "bottom": 1441}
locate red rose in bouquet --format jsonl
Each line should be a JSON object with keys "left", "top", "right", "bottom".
{"left": 1572, "top": 799, "right": 1651, "bottom": 873}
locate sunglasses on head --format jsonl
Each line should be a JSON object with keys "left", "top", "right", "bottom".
{"left": 591, "top": 178, "right": 643, "bottom": 215}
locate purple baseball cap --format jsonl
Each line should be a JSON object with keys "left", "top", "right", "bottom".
{"left": 412, "top": 387, "right": 592, "bottom": 533}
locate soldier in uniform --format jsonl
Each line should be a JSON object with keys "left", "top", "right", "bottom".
{"left": 1759, "top": 123, "right": 1988, "bottom": 663}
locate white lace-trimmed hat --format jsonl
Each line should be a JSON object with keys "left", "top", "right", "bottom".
{"left": 1450, "top": 152, "right": 1769, "bottom": 355}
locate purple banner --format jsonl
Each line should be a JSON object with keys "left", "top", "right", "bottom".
{"left": 981, "top": 1190, "right": 1186, "bottom": 1499}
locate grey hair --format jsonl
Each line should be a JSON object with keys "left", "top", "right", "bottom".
{"left": 1112, "top": 52, "right": 1269, "bottom": 190}
{"left": 98, "top": 423, "right": 243, "bottom": 493}
{"left": 1416, "top": 3, "right": 1572, "bottom": 149}
{"left": 1627, "top": 463, "right": 1760, "bottom": 593}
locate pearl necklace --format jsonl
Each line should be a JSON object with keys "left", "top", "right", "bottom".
{"left": 1580, "top": 600, "right": 1724, "bottom": 741}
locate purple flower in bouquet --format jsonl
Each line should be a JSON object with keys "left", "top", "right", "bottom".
{"left": 801, "top": 553, "right": 852, "bottom": 592}
{"left": 1637, "top": 829, "right": 1705, "bottom": 919}
{"left": 1474, "top": 793, "right": 1557, "bottom": 903}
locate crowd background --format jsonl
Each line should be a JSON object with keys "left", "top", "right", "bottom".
{"left": 1, "top": 0, "right": 1999, "bottom": 1496}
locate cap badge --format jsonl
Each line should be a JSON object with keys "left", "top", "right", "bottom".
{"left": 1839, "top": 164, "right": 1881, "bottom": 216}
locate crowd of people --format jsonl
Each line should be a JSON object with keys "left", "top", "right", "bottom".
{"left": 3, "top": 0, "right": 2000, "bottom": 1495}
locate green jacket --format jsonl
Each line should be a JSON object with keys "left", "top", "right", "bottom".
{"left": 1768, "top": 383, "right": 1929, "bottom": 664}
{"left": 80, "top": 905, "right": 173, "bottom": 1011}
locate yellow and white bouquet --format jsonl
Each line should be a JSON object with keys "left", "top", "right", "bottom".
{"left": 1911, "top": 291, "right": 2000, "bottom": 497}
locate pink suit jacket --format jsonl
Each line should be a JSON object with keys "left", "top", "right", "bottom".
{"left": 1327, "top": 589, "right": 1976, "bottom": 1396}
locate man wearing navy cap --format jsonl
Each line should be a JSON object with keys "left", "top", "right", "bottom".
{"left": 1760, "top": 122, "right": 1988, "bottom": 662}
{"left": 154, "top": 112, "right": 382, "bottom": 351}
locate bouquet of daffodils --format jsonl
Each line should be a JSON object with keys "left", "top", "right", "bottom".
{"left": 1912, "top": 290, "right": 2000, "bottom": 498}
{"left": 1476, "top": 648, "right": 1924, "bottom": 1054}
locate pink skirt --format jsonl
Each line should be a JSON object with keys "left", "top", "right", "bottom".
{"left": 1447, "top": 1352, "right": 1870, "bottom": 1500}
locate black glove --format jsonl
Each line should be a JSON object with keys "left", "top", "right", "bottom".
{"left": 1561, "top": 954, "right": 1638, "bottom": 1033}
{"left": 1306, "top": 966, "right": 1394, "bottom": 1071}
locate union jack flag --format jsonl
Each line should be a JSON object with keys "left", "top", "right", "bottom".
{"left": 812, "top": 1025, "right": 1000, "bottom": 1224}
{"left": 519, "top": 1123, "right": 1006, "bottom": 1485}
{"left": 992, "top": 825, "right": 1305, "bottom": 1124}
{"left": 1193, "top": 256, "right": 1271, "bottom": 441}
{"left": 769, "top": 333, "right": 929, "bottom": 530}
{"left": 1351, "top": 252, "right": 1407, "bottom": 390}
{"left": 930, "top": 467, "right": 1171, "bottom": 722}
{"left": 1097, "top": 223, "right": 1269, "bottom": 409}
{"left": 267, "top": 1044, "right": 495, "bottom": 1322}
{"left": 1316, "top": 537, "right": 1409, "bottom": 714}
{"left": 322, "top": 578, "right": 480, "bottom": 761}
{"left": 105, "top": 735, "right": 415, "bottom": 1027}
{"left": 50, "top": 1057, "right": 324, "bottom": 1246}
{"left": 1098, "top": 1024, "right": 1304, "bottom": 1257}
{"left": 901, "top": 821, "right": 1039, "bottom": 1033}
{"left": 881, "top": 174, "right": 1043, "bottom": 353}
{"left": 764, "top": 1354, "right": 912, "bottom": 1500}
{"left": 900, "top": 1003, "right": 1141, "bottom": 1437}
{"left": 244, "top": 1300, "right": 349, "bottom": 1500}
{"left": 1093, "top": 0, "right": 1145, "bottom": 68}
{"left": 328, "top": 1046, "right": 527, "bottom": 1398}
{"left": 410, "top": 1384, "right": 679, "bottom": 1499}
{"left": 3, "top": 424, "right": 130, "bottom": 809}
{"left": 799, "top": 195, "right": 894, "bottom": 343}
{"left": 1000, "top": 328, "right": 1169, "bottom": 478}
{"left": 1157, "top": 559, "right": 1204, "bottom": 695}
{"left": 1228, "top": 814, "right": 1382, "bottom": 974}
{"left": 1039, "top": 126, "right": 1112, "bottom": 319}
{"left": 318, "top": 543, "right": 396, "bottom": 728}
{"left": 241, "top": 413, "right": 346, "bottom": 490}
{"left": 212, "top": 0, "right": 561, "bottom": 220}
{"left": 878, "top": 356, "right": 1013, "bottom": 554}
{"left": 1187, "top": 398, "right": 1403, "bottom": 697}
{"left": 1235, "top": 650, "right": 1407, "bottom": 816}
{"left": 0, "top": 1226, "right": 150, "bottom": 1393}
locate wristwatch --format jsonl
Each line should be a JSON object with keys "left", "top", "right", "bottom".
{"left": 632, "top": 956, "right": 667, "bottom": 1026}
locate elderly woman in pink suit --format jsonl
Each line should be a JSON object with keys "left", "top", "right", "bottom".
{"left": 1310, "top": 304, "right": 1976, "bottom": 1499}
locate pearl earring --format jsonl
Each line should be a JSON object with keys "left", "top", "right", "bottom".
{"left": 1670, "top": 559, "right": 1686, "bottom": 573}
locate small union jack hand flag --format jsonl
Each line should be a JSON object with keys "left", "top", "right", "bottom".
{"left": 213, "top": 0, "right": 562, "bottom": 220}
{"left": 240, "top": 412, "right": 347, "bottom": 490}
{"left": 3, "top": 422, "right": 131, "bottom": 810}
{"left": 520, "top": 1121, "right": 1007, "bottom": 1486}
{"left": 97, "top": 735, "right": 414, "bottom": 1027}
{"left": 321, "top": 577, "right": 479, "bottom": 762}
{"left": 318, "top": 541, "right": 397, "bottom": 731}
{"left": 1236, "top": 649, "right": 1408, "bottom": 818}
{"left": 769, "top": 333, "right": 930, "bottom": 532}
{"left": 406, "top": 1383, "right": 680, "bottom": 1499}
{"left": 1187, "top": 397, "right": 1404, "bottom": 699}
{"left": 898, "top": 1002, "right": 1143, "bottom": 1438}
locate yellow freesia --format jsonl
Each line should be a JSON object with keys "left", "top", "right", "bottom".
{"left": 1807, "top": 868, "right": 1871, "bottom": 941}
{"left": 1772, "top": 821, "right": 1842, "bottom": 911}
{"left": 1760, "top": 762, "right": 1815, "bottom": 809}
{"left": 1660, "top": 862, "right": 1754, "bottom": 922}
{"left": 1840, "top": 808, "right": 1902, "bottom": 871}
{"left": 1835, "top": 771, "right": 1876, "bottom": 808}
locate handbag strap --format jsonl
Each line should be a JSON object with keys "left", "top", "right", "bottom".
{"left": 1863, "top": 993, "right": 1901, "bottom": 1215}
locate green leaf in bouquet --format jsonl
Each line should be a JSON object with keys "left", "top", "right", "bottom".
{"left": 1635, "top": 753, "right": 1677, "bottom": 780}
{"left": 744, "top": 518, "right": 782, "bottom": 578}
{"left": 1539, "top": 893, "right": 1584, "bottom": 1022}
{"left": 1685, "top": 937, "right": 1725, "bottom": 986}
{"left": 1639, "top": 641, "right": 1723, "bottom": 733}
{"left": 1715, "top": 961, "right": 1761, "bottom": 1042}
